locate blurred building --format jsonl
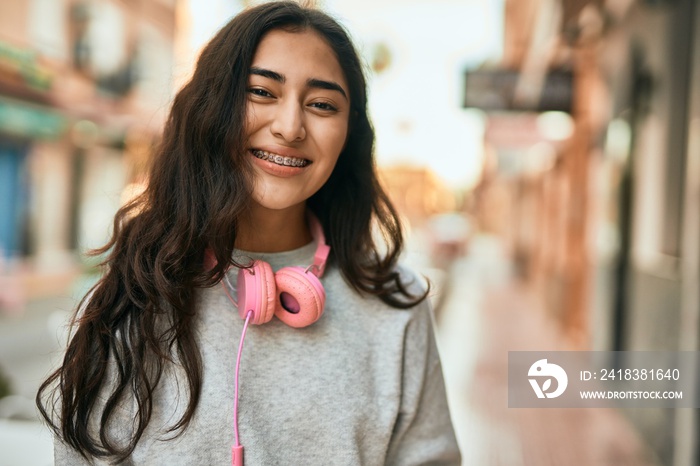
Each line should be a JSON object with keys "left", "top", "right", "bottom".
{"left": 0, "top": 0, "right": 178, "bottom": 302}
{"left": 467, "top": 0, "right": 699, "bottom": 464}
{"left": 379, "top": 165, "right": 459, "bottom": 226}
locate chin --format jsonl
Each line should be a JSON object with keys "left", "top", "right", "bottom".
{"left": 251, "top": 194, "right": 307, "bottom": 213}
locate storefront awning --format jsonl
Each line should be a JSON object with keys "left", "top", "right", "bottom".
{"left": 0, "top": 96, "right": 68, "bottom": 140}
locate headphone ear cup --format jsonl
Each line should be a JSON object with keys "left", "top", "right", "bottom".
{"left": 237, "top": 260, "right": 276, "bottom": 325}
{"left": 273, "top": 266, "right": 326, "bottom": 328}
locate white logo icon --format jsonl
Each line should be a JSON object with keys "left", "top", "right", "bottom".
{"left": 528, "top": 359, "right": 568, "bottom": 398}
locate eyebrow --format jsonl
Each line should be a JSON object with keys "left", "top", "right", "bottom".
{"left": 250, "top": 67, "right": 284, "bottom": 82}
{"left": 307, "top": 78, "right": 347, "bottom": 100}
{"left": 250, "top": 66, "right": 348, "bottom": 100}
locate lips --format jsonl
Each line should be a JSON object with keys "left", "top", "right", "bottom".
{"left": 251, "top": 149, "right": 310, "bottom": 168}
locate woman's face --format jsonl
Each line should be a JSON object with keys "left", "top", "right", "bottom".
{"left": 244, "top": 28, "right": 350, "bottom": 214}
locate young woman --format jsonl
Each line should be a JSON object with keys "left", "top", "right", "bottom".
{"left": 37, "top": 2, "right": 461, "bottom": 464}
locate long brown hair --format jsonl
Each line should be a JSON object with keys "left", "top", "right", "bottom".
{"left": 37, "top": 1, "right": 427, "bottom": 461}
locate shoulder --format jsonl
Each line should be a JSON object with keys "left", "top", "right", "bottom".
{"left": 389, "top": 262, "right": 435, "bottom": 331}
{"left": 394, "top": 262, "right": 431, "bottom": 298}
{"left": 320, "top": 262, "right": 435, "bottom": 347}
{"left": 324, "top": 260, "right": 432, "bottom": 311}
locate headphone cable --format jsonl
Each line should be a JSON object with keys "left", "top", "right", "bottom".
{"left": 222, "top": 279, "right": 251, "bottom": 466}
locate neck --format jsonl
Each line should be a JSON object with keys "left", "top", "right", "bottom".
{"left": 235, "top": 204, "right": 312, "bottom": 253}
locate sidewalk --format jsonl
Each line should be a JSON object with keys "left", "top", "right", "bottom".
{"left": 0, "top": 295, "right": 73, "bottom": 466}
{"left": 434, "top": 235, "right": 659, "bottom": 466}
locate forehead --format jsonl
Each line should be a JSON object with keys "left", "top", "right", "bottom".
{"left": 251, "top": 28, "right": 348, "bottom": 88}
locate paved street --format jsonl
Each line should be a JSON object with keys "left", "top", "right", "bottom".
{"left": 434, "top": 235, "right": 659, "bottom": 466}
{"left": 0, "top": 296, "right": 74, "bottom": 401}
{"left": 0, "top": 294, "right": 74, "bottom": 466}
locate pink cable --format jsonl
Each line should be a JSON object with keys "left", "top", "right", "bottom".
{"left": 234, "top": 309, "right": 253, "bottom": 447}
{"left": 221, "top": 279, "right": 249, "bottom": 465}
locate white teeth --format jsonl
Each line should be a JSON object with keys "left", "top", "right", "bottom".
{"left": 252, "top": 150, "right": 309, "bottom": 167}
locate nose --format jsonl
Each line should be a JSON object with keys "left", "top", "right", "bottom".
{"left": 270, "top": 100, "right": 306, "bottom": 142}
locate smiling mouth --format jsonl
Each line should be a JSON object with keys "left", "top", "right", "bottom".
{"left": 251, "top": 150, "right": 310, "bottom": 168}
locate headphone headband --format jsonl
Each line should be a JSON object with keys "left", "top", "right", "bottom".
{"left": 205, "top": 211, "right": 330, "bottom": 275}
{"left": 307, "top": 212, "right": 330, "bottom": 278}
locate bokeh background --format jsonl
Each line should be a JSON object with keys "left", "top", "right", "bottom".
{"left": 0, "top": 0, "right": 698, "bottom": 465}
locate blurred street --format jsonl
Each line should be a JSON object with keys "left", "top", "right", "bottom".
{"left": 0, "top": 296, "right": 73, "bottom": 466}
{"left": 434, "top": 235, "right": 658, "bottom": 466}
{"left": 0, "top": 297, "right": 73, "bottom": 403}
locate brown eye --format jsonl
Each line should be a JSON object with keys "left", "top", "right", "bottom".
{"left": 309, "top": 101, "right": 338, "bottom": 112}
{"left": 248, "top": 88, "right": 273, "bottom": 98}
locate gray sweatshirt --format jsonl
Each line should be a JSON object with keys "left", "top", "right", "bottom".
{"left": 54, "top": 241, "right": 461, "bottom": 465}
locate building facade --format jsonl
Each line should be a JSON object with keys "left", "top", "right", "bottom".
{"left": 469, "top": 0, "right": 699, "bottom": 464}
{"left": 0, "top": 0, "right": 178, "bottom": 302}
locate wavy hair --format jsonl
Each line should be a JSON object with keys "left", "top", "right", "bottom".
{"left": 37, "top": 1, "right": 427, "bottom": 461}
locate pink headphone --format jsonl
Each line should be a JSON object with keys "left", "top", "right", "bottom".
{"left": 207, "top": 214, "right": 331, "bottom": 465}
{"left": 218, "top": 212, "right": 331, "bottom": 328}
